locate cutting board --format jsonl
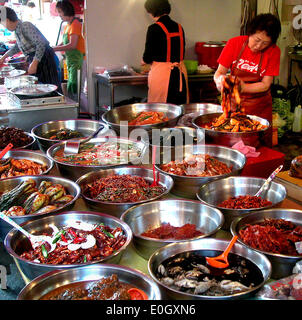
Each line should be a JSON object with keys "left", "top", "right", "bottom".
{"left": 275, "top": 170, "right": 302, "bottom": 203}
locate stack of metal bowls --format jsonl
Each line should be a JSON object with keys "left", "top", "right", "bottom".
{"left": 102, "top": 103, "right": 183, "bottom": 136}
{"left": 47, "top": 136, "right": 147, "bottom": 181}
{"left": 196, "top": 176, "right": 287, "bottom": 230}
{"left": 192, "top": 112, "right": 270, "bottom": 147}
{"left": 76, "top": 166, "right": 174, "bottom": 217}
{"left": 155, "top": 144, "right": 246, "bottom": 199}
{"left": 230, "top": 209, "right": 302, "bottom": 279}
{"left": 4, "top": 211, "right": 133, "bottom": 280}
{"left": 17, "top": 264, "right": 161, "bottom": 300}
{"left": 121, "top": 199, "right": 224, "bottom": 259}
{"left": 0, "top": 175, "right": 81, "bottom": 240}
{"left": 148, "top": 238, "right": 271, "bottom": 300}
{"left": 31, "top": 119, "right": 105, "bottom": 153}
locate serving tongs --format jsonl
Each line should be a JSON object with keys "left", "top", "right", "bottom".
{"left": 0, "top": 211, "right": 56, "bottom": 252}
{"left": 254, "top": 165, "right": 283, "bottom": 197}
{"left": 63, "top": 124, "right": 107, "bottom": 155}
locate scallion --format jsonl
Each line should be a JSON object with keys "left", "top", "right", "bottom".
{"left": 41, "top": 244, "right": 48, "bottom": 258}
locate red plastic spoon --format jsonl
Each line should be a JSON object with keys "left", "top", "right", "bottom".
{"left": 206, "top": 235, "right": 238, "bottom": 269}
{"left": 0, "top": 143, "right": 13, "bottom": 159}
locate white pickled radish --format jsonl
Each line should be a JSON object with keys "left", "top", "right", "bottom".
{"left": 67, "top": 243, "right": 82, "bottom": 251}
{"left": 66, "top": 220, "right": 96, "bottom": 231}
{"left": 49, "top": 224, "right": 59, "bottom": 237}
{"left": 80, "top": 235, "right": 96, "bottom": 249}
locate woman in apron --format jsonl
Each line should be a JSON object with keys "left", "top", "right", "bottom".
{"left": 214, "top": 13, "right": 281, "bottom": 146}
{"left": 142, "top": 0, "right": 189, "bottom": 105}
{"left": 0, "top": 6, "right": 61, "bottom": 91}
{"left": 53, "top": 0, "right": 85, "bottom": 99}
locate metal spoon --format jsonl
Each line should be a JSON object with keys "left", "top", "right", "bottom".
{"left": 0, "top": 211, "right": 56, "bottom": 252}
{"left": 254, "top": 164, "right": 283, "bottom": 197}
{"left": 63, "top": 124, "right": 108, "bottom": 155}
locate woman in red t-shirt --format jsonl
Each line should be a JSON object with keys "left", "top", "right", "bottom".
{"left": 214, "top": 13, "right": 281, "bottom": 126}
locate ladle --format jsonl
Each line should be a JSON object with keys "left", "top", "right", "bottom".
{"left": 254, "top": 164, "right": 283, "bottom": 197}
{"left": 0, "top": 143, "right": 13, "bottom": 159}
{"left": 0, "top": 211, "right": 56, "bottom": 253}
{"left": 205, "top": 235, "right": 238, "bottom": 269}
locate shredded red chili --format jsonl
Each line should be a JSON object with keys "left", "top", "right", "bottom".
{"left": 83, "top": 174, "right": 166, "bottom": 203}
{"left": 218, "top": 195, "right": 272, "bottom": 209}
{"left": 239, "top": 218, "right": 302, "bottom": 256}
{"left": 141, "top": 223, "right": 203, "bottom": 240}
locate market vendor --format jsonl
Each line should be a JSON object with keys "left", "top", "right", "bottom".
{"left": 0, "top": 6, "right": 62, "bottom": 92}
{"left": 214, "top": 13, "right": 281, "bottom": 124}
{"left": 142, "top": 0, "right": 189, "bottom": 105}
{"left": 52, "top": 0, "right": 85, "bottom": 100}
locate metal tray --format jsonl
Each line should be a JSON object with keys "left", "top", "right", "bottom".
{"left": 0, "top": 69, "right": 26, "bottom": 78}
{"left": 10, "top": 84, "right": 58, "bottom": 96}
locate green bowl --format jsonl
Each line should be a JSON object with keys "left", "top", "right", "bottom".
{"left": 184, "top": 60, "right": 198, "bottom": 74}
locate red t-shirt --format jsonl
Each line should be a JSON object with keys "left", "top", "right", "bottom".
{"left": 217, "top": 35, "right": 280, "bottom": 77}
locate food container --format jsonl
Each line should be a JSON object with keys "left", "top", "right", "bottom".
{"left": 0, "top": 131, "right": 36, "bottom": 151}
{"left": 5, "top": 211, "right": 133, "bottom": 280}
{"left": 148, "top": 238, "right": 271, "bottom": 300}
{"left": 31, "top": 119, "right": 106, "bottom": 153}
{"left": 154, "top": 144, "right": 246, "bottom": 199}
{"left": 17, "top": 264, "right": 161, "bottom": 300}
{"left": 230, "top": 209, "right": 302, "bottom": 279}
{"left": 195, "top": 41, "right": 226, "bottom": 69}
{"left": 196, "top": 176, "right": 287, "bottom": 230}
{"left": 184, "top": 60, "right": 198, "bottom": 74}
{"left": 76, "top": 166, "right": 174, "bottom": 217}
{"left": 101, "top": 103, "right": 183, "bottom": 136}
{"left": 0, "top": 175, "right": 80, "bottom": 240}
{"left": 192, "top": 112, "right": 270, "bottom": 147}
{"left": 0, "top": 150, "right": 53, "bottom": 178}
{"left": 121, "top": 199, "right": 224, "bottom": 260}
{"left": 47, "top": 136, "right": 147, "bottom": 181}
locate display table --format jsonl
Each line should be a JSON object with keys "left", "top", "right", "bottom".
{"left": 0, "top": 163, "right": 301, "bottom": 300}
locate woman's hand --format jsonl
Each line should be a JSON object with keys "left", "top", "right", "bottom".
{"left": 28, "top": 59, "right": 39, "bottom": 74}
{"left": 213, "top": 64, "right": 228, "bottom": 92}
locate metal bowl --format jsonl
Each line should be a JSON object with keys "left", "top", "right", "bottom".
{"left": 155, "top": 144, "right": 246, "bottom": 199}
{"left": 47, "top": 136, "right": 147, "bottom": 181}
{"left": 177, "top": 103, "right": 222, "bottom": 128}
{"left": 76, "top": 166, "right": 174, "bottom": 217}
{"left": 17, "top": 263, "right": 161, "bottom": 300}
{"left": 121, "top": 199, "right": 224, "bottom": 260}
{"left": 196, "top": 176, "right": 287, "bottom": 230}
{"left": 230, "top": 209, "right": 302, "bottom": 279}
{"left": 101, "top": 103, "right": 183, "bottom": 136}
{"left": 4, "top": 211, "right": 132, "bottom": 280}
{"left": 0, "top": 150, "right": 53, "bottom": 177}
{"left": 31, "top": 119, "right": 106, "bottom": 153}
{"left": 148, "top": 238, "right": 271, "bottom": 300}
{"left": 192, "top": 112, "right": 270, "bottom": 147}
{"left": 0, "top": 131, "right": 36, "bottom": 150}
{"left": 0, "top": 175, "right": 80, "bottom": 240}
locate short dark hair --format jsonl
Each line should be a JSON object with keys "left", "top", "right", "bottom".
{"left": 144, "top": 0, "right": 171, "bottom": 17}
{"left": 0, "top": 6, "right": 18, "bottom": 22}
{"left": 248, "top": 13, "right": 281, "bottom": 44}
{"left": 56, "top": 0, "right": 75, "bottom": 17}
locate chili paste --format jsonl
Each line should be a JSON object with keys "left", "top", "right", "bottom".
{"left": 218, "top": 195, "right": 272, "bottom": 209}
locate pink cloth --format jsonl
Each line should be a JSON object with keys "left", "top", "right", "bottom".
{"left": 232, "top": 140, "right": 261, "bottom": 158}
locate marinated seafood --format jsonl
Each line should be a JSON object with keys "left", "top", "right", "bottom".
{"left": 0, "top": 178, "right": 74, "bottom": 216}
{"left": 156, "top": 251, "right": 263, "bottom": 296}
{"left": 42, "top": 128, "right": 83, "bottom": 140}
{"left": 218, "top": 195, "right": 272, "bottom": 209}
{"left": 0, "top": 158, "right": 47, "bottom": 178}
{"left": 160, "top": 154, "right": 232, "bottom": 177}
{"left": 54, "top": 141, "right": 141, "bottom": 166}
{"left": 0, "top": 126, "right": 32, "bottom": 149}
{"left": 239, "top": 218, "right": 302, "bottom": 256}
{"left": 83, "top": 174, "right": 166, "bottom": 203}
{"left": 40, "top": 274, "right": 148, "bottom": 300}
{"left": 129, "top": 111, "right": 169, "bottom": 125}
{"left": 20, "top": 220, "right": 126, "bottom": 264}
{"left": 141, "top": 223, "right": 203, "bottom": 240}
